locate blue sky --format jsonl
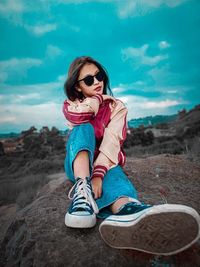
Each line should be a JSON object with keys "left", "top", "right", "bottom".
{"left": 0, "top": 0, "right": 200, "bottom": 133}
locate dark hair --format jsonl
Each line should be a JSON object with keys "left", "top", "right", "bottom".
{"left": 64, "top": 56, "right": 112, "bottom": 101}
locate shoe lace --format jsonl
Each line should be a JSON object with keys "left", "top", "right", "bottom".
{"left": 68, "top": 178, "right": 99, "bottom": 214}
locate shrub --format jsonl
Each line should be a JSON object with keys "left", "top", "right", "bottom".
{"left": 185, "top": 137, "right": 200, "bottom": 161}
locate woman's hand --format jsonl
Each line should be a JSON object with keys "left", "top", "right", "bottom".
{"left": 91, "top": 177, "right": 103, "bottom": 199}
{"left": 102, "top": 94, "right": 117, "bottom": 104}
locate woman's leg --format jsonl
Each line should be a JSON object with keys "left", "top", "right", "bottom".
{"left": 96, "top": 165, "right": 140, "bottom": 219}
{"left": 65, "top": 123, "right": 95, "bottom": 182}
{"left": 73, "top": 150, "right": 90, "bottom": 179}
{"left": 110, "top": 197, "right": 130, "bottom": 214}
{"left": 64, "top": 123, "right": 98, "bottom": 228}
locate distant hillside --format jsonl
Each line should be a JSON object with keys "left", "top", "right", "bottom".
{"left": 0, "top": 133, "right": 20, "bottom": 139}
{"left": 171, "top": 104, "right": 200, "bottom": 138}
{"left": 128, "top": 114, "right": 177, "bottom": 128}
{"left": 124, "top": 104, "right": 200, "bottom": 157}
{"left": 0, "top": 130, "right": 68, "bottom": 139}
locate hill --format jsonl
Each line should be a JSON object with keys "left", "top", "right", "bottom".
{"left": 124, "top": 104, "right": 200, "bottom": 158}
{"left": 128, "top": 114, "right": 177, "bottom": 128}
{"left": 0, "top": 133, "right": 20, "bottom": 139}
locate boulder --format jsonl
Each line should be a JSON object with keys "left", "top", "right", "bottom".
{"left": 1, "top": 155, "right": 200, "bottom": 267}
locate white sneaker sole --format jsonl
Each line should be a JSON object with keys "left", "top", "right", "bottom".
{"left": 65, "top": 212, "right": 96, "bottom": 228}
{"left": 99, "top": 204, "right": 200, "bottom": 255}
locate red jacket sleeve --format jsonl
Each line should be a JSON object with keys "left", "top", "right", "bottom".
{"left": 63, "top": 95, "right": 103, "bottom": 125}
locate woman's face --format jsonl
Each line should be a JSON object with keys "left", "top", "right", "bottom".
{"left": 76, "top": 63, "right": 104, "bottom": 98}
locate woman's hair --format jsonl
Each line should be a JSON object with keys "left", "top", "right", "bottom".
{"left": 64, "top": 56, "right": 112, "bottom": 101}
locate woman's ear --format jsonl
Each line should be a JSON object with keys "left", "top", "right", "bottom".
{"left": 75, "top": 86, "right": 82, "bottom": 92}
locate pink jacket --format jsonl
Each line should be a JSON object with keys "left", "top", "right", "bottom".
{"left": 63, "top": 94, "right": 127, "bottom": 180}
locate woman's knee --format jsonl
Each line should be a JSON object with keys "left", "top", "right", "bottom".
{"left": 75, "top": 123, "right": 94, "bottom": 134}
{"left": 66, "top": 123, "right": 95, "bottom": 161}
{"left": 69, "top": 123, "right": 95, "bottom": 142}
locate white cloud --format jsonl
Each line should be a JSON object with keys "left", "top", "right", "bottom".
{"left": 121, "top": 44, "right": 168, "bottom": 66}
{"left": 25, "top": 23, "right": 57, "bottom": 36}
{"left": 0, "top": 0, "right": 25, "bottom": 13}
{"left": 112, "top": 82, "right": 183, "bottom": 119}
{"left": 0, "top": 0, "right": 27, "bottom": 26}
{"left": 1, "top": 75, "right": 64, "bottom": 92}
{"left": 0, "top": 1, "right": 58, "bottom": 35}
{"left": 166, "top": 90, "right": 177, "bottom": 94}
{"left": 0, "top": 57, "right": 42, "bottom": 69}
{"left": 143, "top": 99, "right": 179, "bottom": 109}
{"left": 0, "top": 74, "right": 67, "bottom": 132}
{"left": 148, "top": 65, "right": 181, "bottom": 86}
{"left": 13, "top": 93, "right": 41, "bottom": 103}
{"left": 57, "top": 74, "right": 66, "bottom": 82}
{"left": 0, "top": 1, "right": 80, "bottom": 35}
{"left": 0, "top": 72, "right": 8, "bottom": 83}
{"left": 45, "top": 45, "right": 63, "bottom": 59}
{"left": 112, "top": 81, "right": 146, "bottom": 94}
{"left": 0, "top": 0, "right": 187, "bottom": 23}
{"left": 0, "top": 93, "right": 40, "bottom": 104}
{"left": 0, "top": 116, "right": 16, "bottom": 123}
{"left": 117, "top": 0, "right": 187, "bottom": 18}
{"left": 0, "top": 102, "right": 66, "bottom": 130}
{"left": 159, "top": 85, "right": 192, "bottom": 94}
{"left": 0, "top": 57, "right": 42, "bottom": 83}
{"left": 112, "top": 86, "right": 124, "bottom": 93}
{"left": 117, "top": 94, "right": 182, "bottom": 119}
{"left": 0, "top": 44, "right": 64, "bottom": 83}
{"left": 159, "top": 41, "right": 171, "bottom": 50}
{"left": 0, "top": 76, "right": 66, "bottom": 107}
{"left": 117, "top": 1, "right": 138, "bottom": 19}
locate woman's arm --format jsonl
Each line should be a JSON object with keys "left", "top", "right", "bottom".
{"left": 63, "top": 94, "right": 103, "bottom": 126}
{"left": 92, "top": 99, "right": 128, "bottom": 180}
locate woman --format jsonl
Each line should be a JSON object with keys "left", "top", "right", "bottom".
{"left": 63, "top": 56, "right": 200, "bottom": 255}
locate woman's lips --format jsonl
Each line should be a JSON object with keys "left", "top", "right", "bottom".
{"left": 95, "top": 86, "right": 102, "bottom": 92}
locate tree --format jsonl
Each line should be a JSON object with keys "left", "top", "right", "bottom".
{"left": 0, "top": 141, "right": 5, "bottom": 156}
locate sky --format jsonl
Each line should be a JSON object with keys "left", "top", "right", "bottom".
{"left": 0, "top": 0, "right": 200, "bottom": 133}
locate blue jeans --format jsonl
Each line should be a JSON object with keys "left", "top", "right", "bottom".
{"left": 64, "top": 123, "right": 138, "bottom": 218}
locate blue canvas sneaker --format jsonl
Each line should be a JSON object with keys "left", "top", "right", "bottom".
{"left": 99, "top": 203, "right": 200, "bottom": 255}
{"left": 65, "top": 177, "right": 99, "bottom": 228}
{"left": 116, "top": 201, "right": 151, "bottom": 215}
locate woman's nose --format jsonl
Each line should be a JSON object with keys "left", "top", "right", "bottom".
{"left": 93, "top": 76, "right": 99, "bottom": 84}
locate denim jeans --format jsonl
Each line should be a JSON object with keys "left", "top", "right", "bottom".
{"left": 64, "top": 123, "right": 138, "bottom": 218}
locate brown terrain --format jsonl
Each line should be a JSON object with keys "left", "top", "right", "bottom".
{"left": 0, "top": 105, "right": 200, "bottom": 267}
{"left": 0, "top": 154, "right": 200, "bottom": 267}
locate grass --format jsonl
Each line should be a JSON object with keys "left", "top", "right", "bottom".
{"left": 0, "top": 152, "right": 65, "bottom": 208}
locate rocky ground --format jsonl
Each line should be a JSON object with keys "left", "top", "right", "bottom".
{"left": 0, "top": 154, "right": 200, "bottom": 267}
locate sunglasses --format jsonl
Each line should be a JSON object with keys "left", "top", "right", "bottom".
{"left": 77, "top": 71, "right": 104, "bottom": 86}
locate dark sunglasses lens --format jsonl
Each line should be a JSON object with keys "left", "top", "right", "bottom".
{"left": 96, "top": 71, "right": 104, "bottom": 82}
{"left": 82, "top": 71, "right": 104, "bottom": 86}
{"left": 83, "top": 76, "right": 94, "bottom": 86}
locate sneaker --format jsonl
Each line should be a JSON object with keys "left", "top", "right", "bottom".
{"left": 99, "top": 204, "right": 200, "bottom": 255}
{"left": 65, "top": 177, "right": 99, "bottom": 228}
{"left": 116, "top": 201, "right": 151, "bottom": 215}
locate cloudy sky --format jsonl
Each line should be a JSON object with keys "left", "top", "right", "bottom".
{"left": 0, "top": 0, "right": 200, "bottom": 133}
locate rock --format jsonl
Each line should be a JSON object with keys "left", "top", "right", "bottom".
{"left": 0, "top": 155, "right": 200, "bottom": 267}
{"left": 0, "top": 204, "right": 17, "bottom": 243}
{"left": 0, "top": 179, "right": 154, "bottom": 267}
